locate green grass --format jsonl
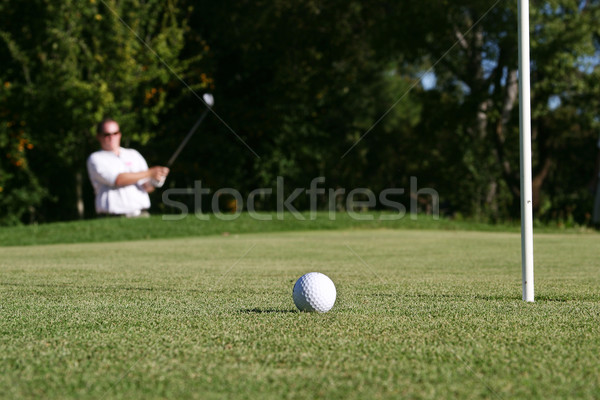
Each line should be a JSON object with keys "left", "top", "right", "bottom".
{"left": 1, "top": 228, "right": 599, "bottom": 399}
{"left": 0, "top": 211, "right": 595, "bottom": 247}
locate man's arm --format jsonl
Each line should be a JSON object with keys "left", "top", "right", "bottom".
{"left": 114, "top": 166, "right": 169, "bottom": 187}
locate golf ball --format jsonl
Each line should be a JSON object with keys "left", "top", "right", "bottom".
{"left": 292, "top": 272, "right": 336, "bottom": 313}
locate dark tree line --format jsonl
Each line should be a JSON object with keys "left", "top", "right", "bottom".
{"left": 1, "top": 0, "right": 599, "bottom": 225}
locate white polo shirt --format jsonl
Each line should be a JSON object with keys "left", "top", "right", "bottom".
{"left": 87, "top": 148, "right": 151, "bottom": 215}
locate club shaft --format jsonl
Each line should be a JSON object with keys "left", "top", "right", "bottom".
{"left": 167, "top": 108, "right": 210, "bottom": 168}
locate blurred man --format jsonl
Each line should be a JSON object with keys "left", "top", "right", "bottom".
{"left": 592, "top": 135, "right": 600, "bottom": 228}
{"left": 87, "top": 118, "right": 169, "bottom": 217}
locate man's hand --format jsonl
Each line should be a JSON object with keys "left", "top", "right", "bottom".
{"left": 115, "top": 166, "right": 170, "bottom": 189}
{"left": 149, "top": 166, "right": 169, "bottom": 181}
{"left": 149, "top": 166, "right": 169, "bottom": 188}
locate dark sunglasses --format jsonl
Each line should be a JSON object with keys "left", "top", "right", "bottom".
{"left": 101, "top": 131, "right": 121, "bottom": 137}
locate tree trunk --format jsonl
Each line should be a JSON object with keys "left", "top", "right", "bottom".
{"left": 494, "top": 69, "right": 520, "bottom": 197}
{"left": 532, "top": 158, "right": 552, "bottom": 210}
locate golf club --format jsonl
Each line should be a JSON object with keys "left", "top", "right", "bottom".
{"left": 152, "top": 93, "right": 214, "bottom": 187}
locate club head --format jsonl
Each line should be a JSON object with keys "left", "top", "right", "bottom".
{"left": 203, "top": 93, "right": 214, "bottom": 107}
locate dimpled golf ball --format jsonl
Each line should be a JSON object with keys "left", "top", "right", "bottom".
{"left": 292, "top": 272, "right": 336, "bottom": 313}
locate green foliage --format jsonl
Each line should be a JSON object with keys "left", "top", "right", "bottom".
{"left": 182, "top": 0, "right": 425, "bottom": 207}
{"left": 1, "top": 0, "right": 599, "bottom": 224}
{"left": 374, "top": 0, "right": 600, "bottom": 221}
{"left": 0, "top": 0, "right": 197, "bottom": 223}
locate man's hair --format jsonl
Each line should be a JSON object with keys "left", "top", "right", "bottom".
{"left": 96, "top": 118, "right": 117, "bottom": 135}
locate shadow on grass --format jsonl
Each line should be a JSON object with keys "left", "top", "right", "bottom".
{"left": 239, "top": 308, "right": 298, "bottom": 314}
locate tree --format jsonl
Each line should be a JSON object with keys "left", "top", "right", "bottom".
{"left": 0, "top": 0, "right": 200, "bottom": 224}
{"left": 184, "top": 0, "right": 423, "bottom": 211}
{"left": 3, "top": 1, "right": 598, "bottom": 224}
{"left": 369, "top": 0, "right": 600, "bottom": 221}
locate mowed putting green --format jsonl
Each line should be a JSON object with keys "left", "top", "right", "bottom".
{"left": 1, "top": 229, "right": 599, "bottom": 399}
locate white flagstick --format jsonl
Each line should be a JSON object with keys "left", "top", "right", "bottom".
{"left": 518, "top": 0, "right": 534, "bottom": 302}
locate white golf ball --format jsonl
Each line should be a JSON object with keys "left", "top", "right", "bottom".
{"left": 292, "top": 272, "right": 336, "bottom": 313}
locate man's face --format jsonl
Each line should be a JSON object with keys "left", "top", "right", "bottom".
{"left": 97, "top": 121, "right": 121, "bottom": 152}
